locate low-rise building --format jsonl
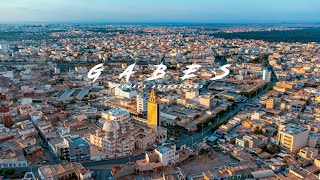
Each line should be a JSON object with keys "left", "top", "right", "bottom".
{"left": 101, "top": 108, "right": 130, "bottom": 122}
{"left": 38, "top": 162, "right": 92, "bottom": 180}
{"left": 298, "top": 147, "right": 318, "bottom": 159}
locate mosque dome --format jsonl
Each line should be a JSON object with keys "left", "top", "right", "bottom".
{"left": 102, "top": 120, "right": 120, "bottom": 132}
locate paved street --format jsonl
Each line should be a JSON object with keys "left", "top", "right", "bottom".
{"left": 177, "top": 81, "right": 274, "bottom": 147}
{"left": 176, "top": 61, "right": 277, "bottom": 148}
{"left": 91, "top": 169, "right": 113, "bottom": 179}
{"left": 82, "top": 154, "right": 145, "bottom": 168}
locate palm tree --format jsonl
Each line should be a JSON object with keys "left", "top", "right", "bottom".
{"left": 88, "top": 94, "right": 95, "bottom": 100}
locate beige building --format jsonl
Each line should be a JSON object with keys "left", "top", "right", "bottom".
{"left": 266, "top": 98, "right": 275, "bottom": 109}
{"left": 273, "top": 81, "right": 296, "bottom": 93}
{"left": 90, "top": 118, "right": 158, "bottom": 158}
{"left": 38, "top": 162, "right": 92, "bottom": 180}
{"left": 185, "top": 89, "right": 199, "bottom": 99}
{"left": 199, "top": 94, "right": 214, "bottom": 108}
{"left": 236, "top": 135, "right": 268, "bottom": 149}
{"left": 277, "top": 124, "right": 309, "bottom": 152}
{"left": 290, "top": 100, "right": 306, "bottom": 112}
{"left": 298, "top": 147, "right": 318, "bottom": 159}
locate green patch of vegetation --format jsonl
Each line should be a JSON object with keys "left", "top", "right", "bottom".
{"left": 174, "top": 129, "right": 181, "bottom": 137}
{"left": 197, "top": 116, "right": 214, "bottom": 130}
{"left": 196, "top": 109, "right": 228, "bottom": 132}
{"left": 254, "top": 128, "right": 263, "bottom": 134}
{"left": 5, "top": 169, "right": 15, "bottom": 176}
{"left": 212, "top": 27, "right": 320, "bottom": 43}
{"left": 211, "top": 120, "right": 228, "bottom": 132}
{"left": 88, "top": 94, "right": 96, "bottom": 100}
{"left": 167, "top": 65, "right": 177, "bottom": 70}
{"left": 58, "top": 100, "right": 66, "bottom": 110}
{"left": 69, "top": 99, "right": 76, "bottom": 104}
{"left": 266, "top": 144, "right": 281, "bottom": 154}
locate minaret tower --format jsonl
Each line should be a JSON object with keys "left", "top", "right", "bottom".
{"left": 147, "top": 90, "right": 160, "bottom": 132}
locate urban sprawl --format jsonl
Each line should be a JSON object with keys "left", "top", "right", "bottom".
{"left": 0, "top": 24, "right": 319, "bottom": 180}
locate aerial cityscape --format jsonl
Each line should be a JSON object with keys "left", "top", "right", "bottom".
{"left": 0, "top": 0, "right": 320, "bottom": 180}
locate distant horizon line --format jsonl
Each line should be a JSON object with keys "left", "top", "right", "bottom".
{"left": 0, "top": 21, "right": 319, "bottom": 25}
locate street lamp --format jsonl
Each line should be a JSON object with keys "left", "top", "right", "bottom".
{"left": 96, "top": 171, "right": 101, "bottom": 179}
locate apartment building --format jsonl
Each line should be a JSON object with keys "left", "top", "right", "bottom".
{"left": 136, "top": 93, "right": 149, "bottom": 114}
{"left": 277, "top": 124, "right": 309, "bottom": 152}
{"left": 49, "top": 136, "right": 91, "bottom": 162}
{"left": 155, "top": 144, "right": 179, "bottom": 166}
{"left": 265, "top": 98, "right": 275, "bottom": 109}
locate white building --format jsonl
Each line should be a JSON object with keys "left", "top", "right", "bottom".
{"left": 101, "top": 108, "right": 130, "bottom": 122}
{"left": 75, "top": 67, "right": 88, "bottom": 74}
{"left": 29, "top": 111, "right": 44, "bottom": 122}
{"left": 0, "top": 42, "right": 9, "bottom": 53}
{"left": 115, "top": 86, "right": 137, "bottom": 99}
{"left": 0, "top": 71, "right": 14, "bottom": 80}
{"left": 262, "top": 68, "right": 272, "bottom": 82}
{"left": 0, "top": 156, "right": 28, "bottom": 168}
{"left": 155, "top": 144, "right": 179, "bottom": 166}
{"left": 54, "top": 67, "right": 60, "bottom": 74}
{"left": 137, "top": 93, "right": 149, "bottom": 114}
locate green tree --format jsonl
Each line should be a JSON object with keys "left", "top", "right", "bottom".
{"left": 88, "top": 94, "right": 95, "bottom": 100}
{"left": 254, "top": 127, "right": 263, "bottom": 134}
{"left": 262, "top": 59, "right": 268, "bottom": 67}
{"left": 211, "top": 121, "right": 228, "bottom": 132}
{"left": 69, "top": 99, "right": 76, "bottom": 104}
{"left": 267, "top": 144, "right": 281, "bottom": 154}
{"left": 5, "top": 169, "right": 15, "bottom": 176}
{"left": 58, "top": 101, "right": 64, "bottom": 108}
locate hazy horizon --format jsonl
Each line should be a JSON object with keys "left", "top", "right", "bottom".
{"left": 1, "top": 22, "right": 320, "bottom": 25}
{"left": 0, "top": 0, "right": 319, "bottom": 24}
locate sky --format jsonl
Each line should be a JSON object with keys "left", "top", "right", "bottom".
{"left": 0, "top": 0, "right": 319, "bottom": 23}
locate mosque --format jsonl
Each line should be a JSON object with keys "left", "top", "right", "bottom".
{"left": 89, "top": 90, "right": 167, "bottom": 158}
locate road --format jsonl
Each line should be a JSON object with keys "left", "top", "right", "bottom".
{"left": 176, "top": 57, "right": 278, "bottom": 148}
{"left": 177, "top": 81, "right": 274, "bottom": 147}
{"left": 4, "top": 154, "right": 145, "bottom": 180}
{"left": 82, "top": 154, "right": 145, "bottom": 168}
